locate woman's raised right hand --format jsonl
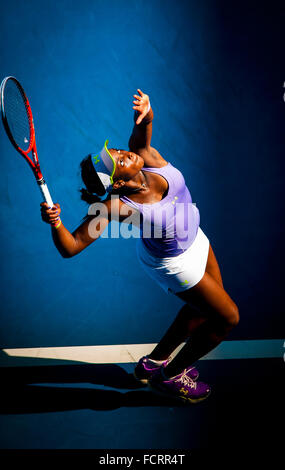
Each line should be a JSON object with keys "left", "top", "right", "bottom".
{"left": 40, "top": 202, "right": 61, "bottom": 225}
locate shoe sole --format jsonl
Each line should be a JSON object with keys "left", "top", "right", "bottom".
{"left": 148, "top": 382, "right": 211, "bottom": 404}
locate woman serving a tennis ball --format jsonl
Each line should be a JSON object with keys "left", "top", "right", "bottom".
{"left": 41, "top": 89, "right": 239, "bottom": 404}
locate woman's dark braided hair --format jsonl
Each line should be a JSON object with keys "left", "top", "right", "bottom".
{"left": 79, "top": 154, "right": 108, "bottom": 204}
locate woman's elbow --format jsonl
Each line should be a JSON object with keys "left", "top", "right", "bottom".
{"left": 59, "top": 248, "right": 78, "bottom": 259}
{"left": 61, "top": 252, "right": 73, "bottom": 259}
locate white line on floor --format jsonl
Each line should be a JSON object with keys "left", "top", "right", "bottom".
{"left": 1, "top": 339, "right": 283, "bottom": 367}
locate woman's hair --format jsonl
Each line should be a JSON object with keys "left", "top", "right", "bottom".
{"left": 79, "top": 187, "right": 103, "bottom": 204}
{"left": 79, "top": 154, "right": 109, "bottom": 204}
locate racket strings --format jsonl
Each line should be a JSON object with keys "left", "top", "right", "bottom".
{"left": 4, "top": 81, "right": 32, "bottom": 151}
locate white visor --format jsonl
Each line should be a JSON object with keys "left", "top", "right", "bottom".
{"left": 90, "top": 140, "right": 116, "bottom": 197}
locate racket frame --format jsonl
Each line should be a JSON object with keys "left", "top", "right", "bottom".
{"left": 0, "top": 76, "right": 54, "bottom": 208}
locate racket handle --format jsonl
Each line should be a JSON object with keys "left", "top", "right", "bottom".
{"left": 37, "top": 179, "right": 54, "bottom": 208}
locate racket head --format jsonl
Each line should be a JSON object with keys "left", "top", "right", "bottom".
{"left": 0, "top": 76, "right": 52, "bottom": 206}
{"left": 0, "top": 76, "right": 35, "bottom": 155}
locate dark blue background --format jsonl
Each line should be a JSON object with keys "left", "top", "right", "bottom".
{"left": 0, "top": 0, "right": 284, "bottom": 348}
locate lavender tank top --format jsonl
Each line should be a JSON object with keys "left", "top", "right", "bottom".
{"left": 120, "top": 162, "right": 200, "bottom": 257}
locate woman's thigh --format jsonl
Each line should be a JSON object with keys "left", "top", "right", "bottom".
{"left": 176, "top": 245, "right": 238, "bottom": 324}
{"left": 205, "top": 243, "right": 224, "bottom": 288}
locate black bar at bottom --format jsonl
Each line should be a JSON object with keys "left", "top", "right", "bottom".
{"left": 0, "top": 448, "right": 262, "bottom": 465}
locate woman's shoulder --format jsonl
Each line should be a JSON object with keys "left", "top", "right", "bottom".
{"left": 135, "top": 146, "right": 168, "bottom": 168}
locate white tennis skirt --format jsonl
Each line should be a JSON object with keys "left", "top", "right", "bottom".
{"left": 136, "top": 227, "right": 210, "bottom": 294}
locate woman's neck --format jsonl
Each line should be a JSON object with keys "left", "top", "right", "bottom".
{"left": 123, "top": 171, "right": 148, "bottom": 193}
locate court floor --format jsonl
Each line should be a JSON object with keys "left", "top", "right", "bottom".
{"left": 0, "top": 356, "right": 282, "bottom": 455}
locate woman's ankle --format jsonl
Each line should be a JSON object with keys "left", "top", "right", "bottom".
{"left": 148, "top": 354, "right": 170, "bottom": 363}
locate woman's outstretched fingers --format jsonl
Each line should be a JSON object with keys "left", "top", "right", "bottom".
{"left": 132, "top": 88, "right": 150, "bottom": 124}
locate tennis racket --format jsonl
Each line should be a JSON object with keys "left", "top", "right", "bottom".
{"left": 0, "top": 76, "right": 54, "bottom": 208}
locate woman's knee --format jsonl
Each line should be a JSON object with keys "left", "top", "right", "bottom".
{"left": 224, "top": 302, "right": 240, "bottom": 329}
{"left": 177, "top": 304, "right": 207, "bottom": 332}
{"left": 177, "top": 276, "right": 239, "bottom": 329}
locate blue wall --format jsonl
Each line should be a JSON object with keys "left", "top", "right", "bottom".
{"left": 0, "top": 0, "right": 284, "bottom": 348}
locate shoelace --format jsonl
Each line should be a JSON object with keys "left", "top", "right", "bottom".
{"left": 175, "top": 370, "right": 197, "bottom": 389}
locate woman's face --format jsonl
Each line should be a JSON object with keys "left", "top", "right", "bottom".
{"left": 110, "top": 149, "right": 144, "bottom": 182}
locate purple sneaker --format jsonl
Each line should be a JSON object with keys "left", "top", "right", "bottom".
{"left": 149, "top": 366, "right": 211, "bottom": 404}
{"left": 134, "top": 356, "right": 170, "bottom": 384}
{"left": 134, "top": 356, "right": 199, "bottom": 384}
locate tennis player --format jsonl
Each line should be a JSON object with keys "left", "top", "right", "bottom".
{"left": 41, "top": 89, "right": 239, "bottom": 404}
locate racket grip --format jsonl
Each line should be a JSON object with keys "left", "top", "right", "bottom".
{"left": 37, "top": 179, "right": 54, "bottom": 208}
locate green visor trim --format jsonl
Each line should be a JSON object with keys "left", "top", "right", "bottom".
{"left": 104, "top": 140, "right": 116, "bottom": 185}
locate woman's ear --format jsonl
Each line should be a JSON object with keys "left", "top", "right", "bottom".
{"left": 113, "top": 179, "right": 125, "bottom": 190}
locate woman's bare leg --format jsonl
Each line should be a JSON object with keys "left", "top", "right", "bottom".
{"left": 149, "top": 304, "right": 207, "bottom": 361}
{"left": 149, "top": 244, "right": 225, "bottom": 361}
{"left": 148, "top": 243, "right": 239, "bottom": 377}
{"left": 164, "top": 273, "right": 239, "bottom": 377}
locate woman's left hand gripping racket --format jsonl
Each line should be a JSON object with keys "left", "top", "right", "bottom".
{"left": 0, "top": 76, "right": 54, "bottom": 208}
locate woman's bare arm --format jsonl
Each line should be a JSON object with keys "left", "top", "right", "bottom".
{"left": 41, "top": 202, "right": 110, "bottom": 258}
{"left": 41, "top": 198, "right": 133, "bottom": 258}
{"left": 128, "top": 89, "right": 167, "bottom": 168}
